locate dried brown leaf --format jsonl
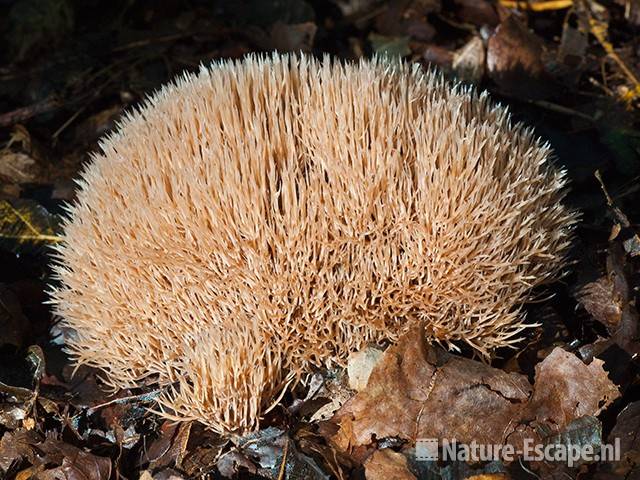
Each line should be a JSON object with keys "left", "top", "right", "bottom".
{"left": 487, "top": 15, "right": 549, "bottom": 97}
{"left": 529, "top": 348, "right": 619, "bottom": 429}
{"left": 578, "top": 277, "right": 623, "bottom": 331}
{"left": 452, "top": 36, "right": 486, "bottom": 83}
{"left": 34, "top": 438, "right": 112, "bottom": 480}
{"left": 328, "top": 327, "right": 620, "bottom": 459}
{"left": 364, "top": 449, "right": 416, "bottom": 480}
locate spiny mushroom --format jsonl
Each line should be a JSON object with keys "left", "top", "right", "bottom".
{"left": 49, "top": 54, "right": 576, "bottom": 434}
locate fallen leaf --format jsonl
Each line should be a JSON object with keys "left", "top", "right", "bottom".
{"left": 146, "top": 421, "right": 192, "bottom": 470}
{"left": 309, "top": 371, "right": 354, "bottom": 423}
{"left": 452, "top": 36, "right": 486, "bottom": 83}
{"left": 422, "top": 45, "right": 454, "bottom": 70}
{"left": 373, "top": 0, "right": 438, "bottom": 42}
{"left": 0, "top": 346, "right": 45, "bottom": 430}
{"left": 328, "top": 326, "right": 620, "bottom": 461}
{"left": 556, "top": 10, "right": 589, "bottom": 84}
{"left": 538, "top": 415, "right": 603, "bottom": 471}
{"left": 529, "top": 348, "right": 619, "bottom": 429}
{"left": 597, "top": 401, "right": 640, "bottom": 477}
{"left": 294, "top": 425, "right": 349, "bottom": 480}
{"left": 0, "top": 151, "right": 39, "bottom": 184}
{"left": 487, "top": 15, "right": 549, "bottom": 97}
{"left": 347, "top": 347, "right": 383, "bottom": 392}
{"left": 0, "top": 430, "right": 39, "bottom": 475}
{"left": 578, "top": 277, "right": 623, "bottom": 331}
{"left": 0, "top": 200, "right": 61, "bottom": 254}
{"left": 364, "top": 449, "right": 416, "bottom": 480}
{"left": 579, "top": 238, "right": 640, "bottom": 356}
{"left": 239, "top": 427, "right": 329, "bottom": 479}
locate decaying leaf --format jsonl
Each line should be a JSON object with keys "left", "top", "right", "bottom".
{"left": 328, "top": 327, "right": 620, "bottom": 460}
{"left": 529, "top": 348, "right": 619, "bottom": 428}
{"left": 577, "top": 235, "right": 640, "bottom": 357}
{"left": 452, "top": 36, "right": 485, "bottom": 83}
{"left": 0, "top": 151, "right": 39, "bottom": 184}
{"left": 0, "top": 346, "right": 45, "bottom": 430}
{"left": 329, "top": 327, "right": 530, "bottom": 450}
{"left": 0, "top": 431, "right": 111, "bottom": 480}
{"left": 145, "top": 421, "right": 192, "bottom": 471}
{"left": 31, "top": 437, "right": 111, "bottom": 480}
{"left": 453, "top": 0, "right": 498, "bottom": 27}
{"left": 218, "top": 427, "right": 329, "bottom": 479}
{"left": 364, "top": 448, "right": 416, "bottom": 480}
{"left": 373, "top": 0, "right": 438, "bottom": 42}
{"left": 597, "top": 401, "right": 640, "bottom": 477}
{"left": 347, "top": 347, "right": 383, "bottom": 392}
{"left": 487, "top": 15, "right": 549, "bottom": 97}
{"left": 294, "top": 425, "right": 349, "bottom": 480}
{"left": 578, "top": 277, "right": 623, "bottom": 331}
{"left": 0, "top": 430, "right": 39, "bottom": 475}
{"left": 556, "top": 10, "right": 589, "bottom": 84}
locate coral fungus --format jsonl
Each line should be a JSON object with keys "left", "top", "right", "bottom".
{"left": 50, "top": 54, "right": 575, "bottom": 434}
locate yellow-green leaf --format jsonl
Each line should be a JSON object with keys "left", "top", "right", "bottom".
{"left": 0, "top": 199, "right": 61, "bottom": 253}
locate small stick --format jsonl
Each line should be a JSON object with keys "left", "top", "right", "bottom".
{"left": 0, "top": 97, "right": 60, "bottom": 127}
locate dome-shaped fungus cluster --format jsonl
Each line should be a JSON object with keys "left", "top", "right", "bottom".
{"left": 50, "top": 54, "right": 575, "bottom": 434}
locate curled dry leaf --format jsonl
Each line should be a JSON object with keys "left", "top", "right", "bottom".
{"left": 328, "top": 326, "right": 620, "bottom": 458}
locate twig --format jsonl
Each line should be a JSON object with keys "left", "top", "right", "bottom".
{"left": 0, "top": 97, "right": 61, "bottom": 127}
{"left": 52, "top": 104, "right": 89, "bottom": 140}
{"left": 528, "top": 99, "right": 595, "bottom": 122}
{"left": 277, "top": 439, "right": 289, "bottom": 480}
{"left": 499, "top": 0, "right": 573, "bottom": 11}
{"left": 84, "top": 389, "right": 162, "bottom": 416}
{"left": 595, "top": 170, "right": 631, "bottom": 228}
{"left": 111, "top": 32, "right": 195, "bottom": 52}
